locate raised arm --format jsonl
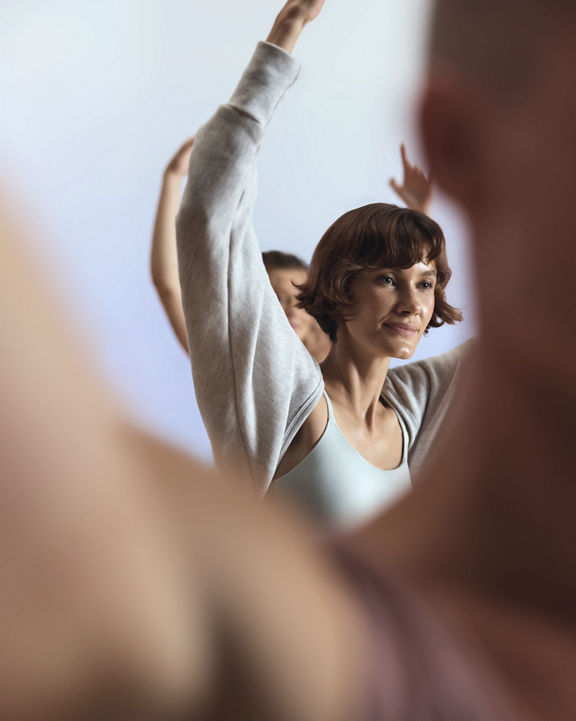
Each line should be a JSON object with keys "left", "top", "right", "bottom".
{"left": 150, "top": 138, "right": 194, "bottom": 353}
{"left": 389, "top": 143, "right": 434, "bottom": 215}
{"left": 176, "top": 1, "right": 326, "bottom": 490}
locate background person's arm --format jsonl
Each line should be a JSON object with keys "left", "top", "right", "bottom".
{"left": 150, "top": 138, "right": 194, "bottom": 353}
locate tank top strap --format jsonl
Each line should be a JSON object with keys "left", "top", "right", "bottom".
{"left": 381, "top": 393, "right": 410, "bottom": 464}
{"left": 322, "top": 390, "right": 336, "bottom": 421}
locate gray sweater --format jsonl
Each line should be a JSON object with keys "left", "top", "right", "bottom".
{"left": 177, "top": 41, "right": 467, "bottom": 493}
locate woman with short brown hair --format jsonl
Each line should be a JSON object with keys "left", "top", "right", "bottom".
{"left": 177, "top": 0, "right": 467, "bottom": 528}
{"left": 298, "top": 202, "right": 461, "bottom": 343}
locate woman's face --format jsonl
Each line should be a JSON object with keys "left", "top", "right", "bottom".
{"left": 267, "top": 267, "right": 314, "bottom": 341}
{"left": 342, "top": 262, "right": 437, "bottom": 360}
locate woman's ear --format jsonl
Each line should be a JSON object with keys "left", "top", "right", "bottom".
{"left": 419, "top": 72, "right": 488, "bottom": 215}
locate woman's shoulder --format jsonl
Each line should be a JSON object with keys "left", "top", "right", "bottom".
{"left": 385, "top": 338, "right": 474, "bottom": 397}
{"left": 381, "top": 338, "right": 475, "bottom": 454}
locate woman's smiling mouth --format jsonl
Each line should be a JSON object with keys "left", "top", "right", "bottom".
{"left": 383, "top": 323, "right": 419, "bottom": 336}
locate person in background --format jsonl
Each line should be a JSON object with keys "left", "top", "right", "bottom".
{"left": 262, "top": 249, "right": 332, "bottom": 362}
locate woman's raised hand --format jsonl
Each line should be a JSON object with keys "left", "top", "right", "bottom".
{"left": 389, "top": 143, "right": 433, "bottom": 215}
{"left": 290, "top": 0, "right": 326, "bottom": 24}
{"left": 267, "top": 0, "right": 326, "bottom": 53}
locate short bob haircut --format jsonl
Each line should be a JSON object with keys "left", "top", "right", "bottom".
{"left": 297, "top": 203, "right": 462, "bottom": 342}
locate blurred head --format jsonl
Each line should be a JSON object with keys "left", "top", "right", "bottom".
{"left": 297, "top": 203, "right": 461, "bottom": 348}
{"left": 421, "top": 0, "right": 576, "bottom": 364}
{"left": 262, "top": 251, "right": 314, "bottom": 341}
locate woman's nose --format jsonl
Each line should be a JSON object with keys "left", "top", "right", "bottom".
{"left": 396, "top": 287, "right": 420, "bottom": 315}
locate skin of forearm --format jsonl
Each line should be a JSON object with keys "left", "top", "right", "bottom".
{"left": 151, "top": 171, "right": 189, "bottom": 352}
{"left": 266, "top": 5, "right": 308, "bottom": 53}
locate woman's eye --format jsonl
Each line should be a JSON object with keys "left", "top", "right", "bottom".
{"left": 377, "top": 275, "right": 395, "bottom": 286}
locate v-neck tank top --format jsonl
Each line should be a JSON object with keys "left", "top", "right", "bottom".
{"left": 271, "top": 392, "right": 412, "bottom": 529}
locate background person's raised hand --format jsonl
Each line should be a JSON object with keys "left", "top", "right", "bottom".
{"left": 389, "top": 143, "right": 433, "bottom": 215}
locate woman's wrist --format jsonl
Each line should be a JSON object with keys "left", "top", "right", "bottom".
{"left": 266, "top": 9, "right": 307, "bottom": 53}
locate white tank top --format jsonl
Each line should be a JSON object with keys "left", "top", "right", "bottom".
{"left": 271, "top": 392, "right": 412, "bottom": 529}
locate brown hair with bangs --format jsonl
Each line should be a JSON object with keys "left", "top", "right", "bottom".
{"left": 297, "top": 203, "right": 462, "bottom": 342}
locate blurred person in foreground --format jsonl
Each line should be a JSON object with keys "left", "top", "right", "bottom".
{"left": 346, "top": 0, "right": 576, "bottom": 717}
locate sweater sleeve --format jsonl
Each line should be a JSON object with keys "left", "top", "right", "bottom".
{"left": 383, "top": 340, "right": 473, "bottom": 477}
{"left": 176, "top": 42, "right": 323, "bottom": 492}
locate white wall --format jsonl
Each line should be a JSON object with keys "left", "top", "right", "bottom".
{"left": 0, "top": 0, "right": 476, "bottom": 461}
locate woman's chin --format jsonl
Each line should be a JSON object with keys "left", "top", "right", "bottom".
{"left": 392, "top": 344, "right": 417, "bottom": 361}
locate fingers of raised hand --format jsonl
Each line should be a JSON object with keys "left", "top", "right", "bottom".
{"left": 389, "top": 178, "right": 409, "bottom": 205}
{"left": 308, "top": 0, "right": 326, "bottom": 21}
{"left": 285, "top": 0, "right": 325, "bottom": 24}
{"left": 400, "top": 142, "right": 410, "bottom": 168}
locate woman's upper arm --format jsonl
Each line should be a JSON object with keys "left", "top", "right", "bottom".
{"left": 385, "top": 340, "right": 474, "bottom": 474}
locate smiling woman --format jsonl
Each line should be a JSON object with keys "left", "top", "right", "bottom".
{"left": 177, "top": 0, "right": 468, "bottom": 528}
{"left": 297, "top": 202, "right": 461, "bottom": 347}
{"left": 345, "top": 263, "right": 437, "bottom": 360}
{"left": 272, "top": 203, "right": 464, "bottom": 523}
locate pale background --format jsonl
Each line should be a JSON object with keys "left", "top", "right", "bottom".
{"left": 0, "top": 0, "right": 476, "bottom": 461}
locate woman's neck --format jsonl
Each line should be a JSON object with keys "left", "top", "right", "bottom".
{"left": 321, "top": 339, "right": 391, "bottom": 425}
